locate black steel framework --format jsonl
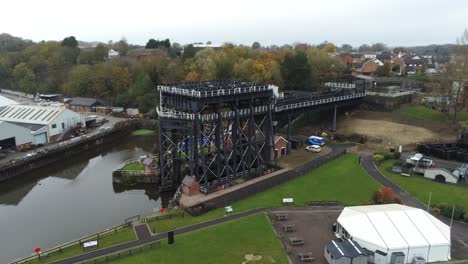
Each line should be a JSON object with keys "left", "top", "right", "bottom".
{"left": 158, "top": 78, "right": 367, "bottom": 192}
{"left": 158, "top": 81, "right": 275, "bottom": 192}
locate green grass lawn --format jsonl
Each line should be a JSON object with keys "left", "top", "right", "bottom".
{"left": 131, "top": 129, "right": 156, "bottom": 136}
{"left": 378, "top": 160, "right": 468, "bottom": 210}
{"left": 396, "top": 105, "right": 468, "bottom": 122}
{"left": 29, "top": 226, "right": 136, "bottom": 263}
{"left": 149, "top": 154, "right": 381, "bottom": 233}
{"left": 123, "top": 162, "right": 144, "bottom": 171}
{"left": 112, "top": 213, "right": 288, "bottom": 264}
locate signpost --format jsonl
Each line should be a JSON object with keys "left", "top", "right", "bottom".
{"left": 83, "top": 240, "right": 98, "bottom": 252}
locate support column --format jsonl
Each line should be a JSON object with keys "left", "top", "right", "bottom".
{"left": 331, "top": 104, "right": 337, "bottom": 133}
{"left": 287, "top": 113, "right": 291, "bottom": 153}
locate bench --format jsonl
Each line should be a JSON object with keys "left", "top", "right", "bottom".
{"left": 275, "top": 213, "right": 288, "bottom": 221}
{"left": 282, "top": 224, "right": 296, "bottom": 232}
{"left": 282, "top": 197, "right": 294, "bottom": 206}
{"left": 289, "top": 237, "right": 304, "bottom": 246}
{"left": 298, "top": 252, "right": 314, "bottom": 262}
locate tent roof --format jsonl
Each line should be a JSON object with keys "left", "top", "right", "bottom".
{"left": 0, "top": 95, "right": 18, "bottom": 108}
{"left": 337, "top": 204, "right": 450, "bottom": 251}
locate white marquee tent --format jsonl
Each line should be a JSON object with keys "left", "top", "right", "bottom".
{"left": 336, "top": 204, "right": 450, "bottom": 264}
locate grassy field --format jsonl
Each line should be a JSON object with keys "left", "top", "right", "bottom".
{"left": 396, "top": 105, "right": 468, "bottom": 122}
{"left": 131, "top": 129, "right": 156, "bottom": 136}
{"left": 149, "top": 154, "right": 381, "bottom": 233}
{"left": 112, "top": 213, "right": 288, "bottom": 264}
{"left": 123, "top": 162, "right": 144, "bottom": 171}
{"left": 29, "top": 227, "right": 136, "bottom": 263}
{"left": 378, "top": 160, "right": 468, "bottom": 210}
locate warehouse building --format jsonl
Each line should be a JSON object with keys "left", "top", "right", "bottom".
{"left": 0, "top": 121, "right": 34, "bottom": 150}
{"left": 335, "top": 204, "right": 450, "bottom": 264}
{"left": 0, "top": 95, "right": 18, "bottom": 110}
{"left": 0, "top": 105, "right": 84, "bottom": 145}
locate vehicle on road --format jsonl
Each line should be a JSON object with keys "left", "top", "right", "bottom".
{"left": 305, "top": 136, "right": 326, "bottom": 146}
{"left": 306, "top": 145, "right": 321, "bottom": 153}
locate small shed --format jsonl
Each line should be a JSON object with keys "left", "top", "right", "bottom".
{"left": 182, "top": 176, "right": 200, "bottom": 196}
{"left": 324, "top": 239, "right": 367, "bottom": 264}
{"left": 142, "top": 157, "right": 157, "bottom": 174}
{"left": 272, "top": 135, "right": 288, "bottom": 159}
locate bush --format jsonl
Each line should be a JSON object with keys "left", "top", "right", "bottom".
{"left": 393, "top": 151, "right": 401, "bottom": 159}
{"left": 372, "top": 187, "right": 401, "bottom": 204}
{"left": 373, "top": 154, "right": 385, "bottom": 162}
{"left": 464, "top": 213, "right": 468, "bottom": 223}
{"left": 432, "top": 207, "right": 441, "bottom": 215}
{"left": 374, "top": 151, "right": 392, "bottom": 160}
{"left": 434, "top": 203, "right": 465, "bottom": 221}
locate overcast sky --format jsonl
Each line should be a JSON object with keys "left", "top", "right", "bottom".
{"left": 1, "top": 0, "right": 467, "bottom": 47}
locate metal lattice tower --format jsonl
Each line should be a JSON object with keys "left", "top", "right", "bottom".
{"left": 157, "top": 81, "right": 276, "bottom": 192}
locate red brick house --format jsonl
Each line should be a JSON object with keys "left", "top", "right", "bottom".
{"left": 182, "top": 175, "right": 200, "bottom": 196}
{"left": 271, "top": 135, "right": 288, "bottom": 160}
{"left": 143, "top": 157, "right": 157, "bottom": 174}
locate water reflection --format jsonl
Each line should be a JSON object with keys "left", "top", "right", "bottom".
{"left": 0, "top": 134, "right": 162, "bottom": 263}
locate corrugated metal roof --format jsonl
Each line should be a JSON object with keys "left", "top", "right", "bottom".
{"left": 0, "top": 105, "right": 65, "bottom": 125}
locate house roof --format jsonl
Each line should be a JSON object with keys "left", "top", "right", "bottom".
{"left": 274, "top": 135, "right": 288, "bottom": 144}
{"left": 0, "top": 95, "right": 18, "bottom": 108}
{"left": 182, "top": 175, "right": 196, "bottom": 187}
{"left": 326, "top": 239, "right": 366, "bottom": 259}
{"left": 0, "top": 104, "right": 66, "bottom": 125}
{"left": 337, "top": 204, "right": 450, "bottom": 251}
{"left": 66, "top": 97, "right": 109, "bottom": 107}
{"left": 143, "top": 157, "right": 154, "bottom": 166}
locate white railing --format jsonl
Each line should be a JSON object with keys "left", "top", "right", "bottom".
{"left": 157, "top": 85, "right": 273, "bottom": 98}
{"left": 366, "top": 91, "right": 414, "bottom": 97}
{"left": 274, "top": 92, "right": 366, "bottom": 112}
{"left": 324, "top": 82, "right": 356, "bottom": 89}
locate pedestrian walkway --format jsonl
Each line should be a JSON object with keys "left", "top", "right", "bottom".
{"left": 134, "top": 224, "right": 152, "bottom": 241}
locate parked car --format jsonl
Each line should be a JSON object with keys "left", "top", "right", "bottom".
{"left": 306, "top": 145, "right": 321, "bottom": 153}
{"left": 305, "top": 136, "right": 326, "bottom": 146}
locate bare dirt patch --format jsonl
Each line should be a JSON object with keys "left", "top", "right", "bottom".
{"left": 242, "top": 253, "right": 263, "bottom": 263}
{"left": 338, "top": 118, "right": 456, "bottom": 149}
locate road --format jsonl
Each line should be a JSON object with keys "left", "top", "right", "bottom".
{"left": 360, "top": 150, "right": 468, "bottom": 259}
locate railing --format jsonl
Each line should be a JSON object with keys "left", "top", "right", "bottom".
{"left": 324, "top": 82, "right": 356, "bottom": 89}
{"left": 76, "top": 240, "right": 161, "bottom": 264}
{"left": 158, "top": 84, "right": 273, "bottom": 98}
{"left": 157, "top": 105, "right": 271, "bottom": 121}
{"left": 10, "top": 222, "right": 132, "bottom": 264}
{"left": 366, "top": 91, "right": 414, "bottom": 97}
{"left": 199, "top": 167, "right": 267, "bottom": 194}
{"left": 274, "top": 92, "right": 366, "bottom": 112}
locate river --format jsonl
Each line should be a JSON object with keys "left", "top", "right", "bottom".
{"left": 0, "top": 134, "right": 165, "bottom": 263}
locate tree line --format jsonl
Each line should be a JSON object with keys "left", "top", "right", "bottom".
{"left": 0, "top": 35, "right": 345, "bottom": 113}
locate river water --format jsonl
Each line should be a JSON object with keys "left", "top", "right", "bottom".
{"left": 0, "top": 134, "right": 164, "bottom": 263}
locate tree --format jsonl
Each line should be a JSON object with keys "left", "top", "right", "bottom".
{"left": 12, "top": 62, "right": 36, "bottom": 93}
{"left": 62, "top": 64, "right": 94, "bottom": 95}
{"left": 340, "top": 44, "right": 353, "bottom": 52}
{"left": 358, "top": 44, "right": 371, "bottom": 52}
{"left": 183, "top": 44, "right": 197, "bottom": 59}
{"left": 321, "top": 43, "right": 337, "bottom": 53}
{"left": 372, "top": 187, "right": 401, "bottom": 204}
{"left": 93, "top": 43, "right": 108, "bottom": 62}
{"left": 61, "top": 36, "right": 78, "bottom": 48}
{"left": 146, "top": 39, "right": 158, "bottom": 49}
{"left": 377, "top": 62, "right": 391, "bottom": 76}
{"left": 252, "top": 42, "right": 261, "bottom": 49}
{"left": 371, "top": 43, "right": 387, "bottom": 52}
{"left": 280, "top": 51, "right": 311, "bottom": 90}
{"left": 116, "top": 38, "right": 129, "bottom": 56}
{"left": 393, "top": 47, "right": 407, "bottom": 54}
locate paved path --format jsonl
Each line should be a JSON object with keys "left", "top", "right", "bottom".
{"left": 359, "top": 150, "right": 468, "bottom": 259}
{"left": 52, "top": 208, "right": 264, "bottom": 264}
{"left": 134, "top": 224, "right": 152, "bottom": 241}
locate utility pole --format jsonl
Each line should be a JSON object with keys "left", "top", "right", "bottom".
{"left": 450, "top": 205, "right": 455, "bottom": 229}
{"left": 426, "top": 192, "right": 432, "bottom": 212}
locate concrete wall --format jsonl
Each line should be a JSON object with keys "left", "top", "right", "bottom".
{"left": 0, "top": 122, "right": 34, "bottom": 146}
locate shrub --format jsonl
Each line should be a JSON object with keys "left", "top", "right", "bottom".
{"left": 374, "top": 151, "right": 392, "bottom": 160}
{"left": 373, "top": 154, "right": 385, "bottom": 162}
{"left": 432, "top": 207, "right": 441, "bottom": 215}
{"left": 393, "top": 151, "right": 401, "bottom": 159}
{"left": 372, "top": 187, "right": 400, "bottom": 204}
{"left": 464, "top": 213, "right": 468, "bottom": 223}
{"left": 434, "top": 203, "right": 465, "bottom": 221}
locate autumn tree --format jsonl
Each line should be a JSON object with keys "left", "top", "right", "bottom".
{"left": 373, "top": 187, "right": 401, "bottom": 204}
{"left": 321, "top": 43, "right": 337, "bottom": 53}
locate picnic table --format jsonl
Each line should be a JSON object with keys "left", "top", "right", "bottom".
{"left": 275, "top": 213, "right": 288, "bottom": 221}
{"left": 282, "top": 223, "right": 296, "bottom": 232}
{"left": 289, "top": 237, "right": 304, "bottom": 246}
{"left": 298, "top": 252, "right": 314, "bottom": 262}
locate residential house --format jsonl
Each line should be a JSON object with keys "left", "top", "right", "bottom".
{"left": 108, "top": 49, "right": 119, "bottom": 59}
{"left": 181, "top": 175, "right": 200, "bottom": 196}
{"left": 362, "top": 59, "right": 384, "bottom": 76}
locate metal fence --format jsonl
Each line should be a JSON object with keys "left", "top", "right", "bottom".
{"left": 77, "top": 241, "right": 162, "bottom": 264}
{"left": 10, "top": 223, "right": 132, "bottom": 264}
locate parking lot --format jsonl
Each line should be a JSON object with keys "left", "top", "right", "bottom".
{"left": 268, "top": 206, "right": 343, "bottom": 264}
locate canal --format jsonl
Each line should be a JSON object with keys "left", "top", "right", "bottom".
{"left": 0, "top": 133, "right": 164, "bottom": 263}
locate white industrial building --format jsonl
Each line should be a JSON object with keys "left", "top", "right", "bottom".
{"left": 0, "top": 104, "right": 85, "bottom": 146}
{"left": 335, "top": 204, "right": 450, "bottom": 264}
{"left": 0, "top": 95, "right": 18, "bottom": 110}
{"left": 0, "top": 121, "right": 35, "bottom": 150}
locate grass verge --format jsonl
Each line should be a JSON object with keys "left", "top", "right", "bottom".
{"left": 378, "top": 160, "right": 468, "bottom": 210}
{"left": 122, "top": 162, "right": 144, "bottom": 171}
{"left": 149, "top": 154, "right": 381, "bottom": 233}
{"left": 111, "top": 213, "right": 288, "bottom": 264}
{"left": 131, "top": 129, "right": 156, "bottom": 136}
